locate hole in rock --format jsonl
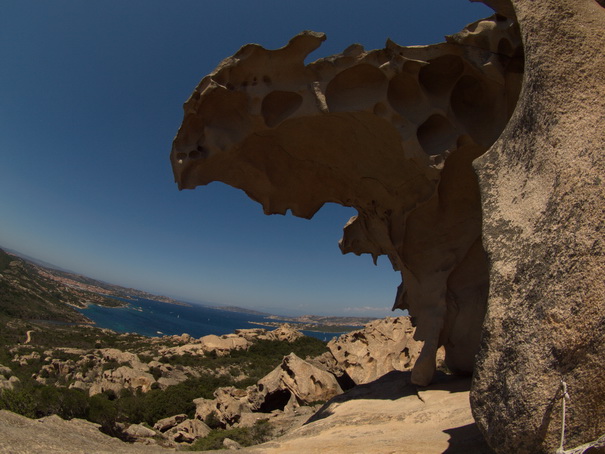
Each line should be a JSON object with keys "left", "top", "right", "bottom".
{"left": 416, "top": 114, "right": 457, "bottom": 156}
{"left": 188, "top": 150, "right": 202, "bottom": 160}
{"left": 387, "top": 72, "right": 426, "bottom": 121}
{"left": 497, "top": 38, "right": 513, "bottom": 67}
{"left": 451, "top": 75, "right": 496, "bottom": 146}
{"left": 325, "top": 64, "right": 387, "bottom": 112}
{"left": 261, "top": 91, "right": 303, "bottom": 128}
{"left": 335, "top": 371, "right": 356, "bottom": 391}
{"left": 258, "top": 389, "right": 292, "bottom": 412}
{"left": 418, "top": 55, "right": 464, "bottom": 96}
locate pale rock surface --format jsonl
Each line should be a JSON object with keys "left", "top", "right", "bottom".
{"left": 239, "top": 372, "right": 492, "bottom": 454}
{"left": 0, "top": 410, "right": 170, "bottom": 454}
{"left": 170, "top": 6, "right": 522, "bottom": 387}
{"left": 327, "top": 316, "right": 422, "bottom": 384}
{"left": 223, "top": 437, "right": 242, "bottom": 450}
{"left": 158, "top": 333, "right": 251, "bottom": 357}
{"left": 234, "top": 324, "right": 303, "bottom": 343}
{"left": 233, "top": 328, "right": 268, "bottom": 341}
{"left": 0, "top": 364, "right": 19, "bottom": 391}
{"left": 89, "top": 365, "right": 156, "bottom": 396}
{"left": 166, "top": 418, "right": 211, "bottom": 443}
{"left": 214, "top": 386, "right": 254, "bottom": 426}
{"left": 255, "top": 353, "right": 343, "bottom": 407}
{"left": 266, "top": 324, "right": 304, "bottom": 342}
{"left": 153, "top": 414, "right": 188, "bottom": 432}
{"left": 99, "top": 348, "right": 146, "bottom": 369}
{"left": 200, "top": 334, "right": 250, "bottom": 355}
{"left": 125, "top": 424, "right": 157, "bottom": 439}
{"left": 193, "top": 397, "right": 217, "bottom": 423}
{"left": 170, "top": 0, "right": 605, "bottom": 451}
{"left": 306, "top": 351, "right": 347, "bottom": 381}
{"left": 0, "top": 364, "right": 12, "bottom": 376}
{"left": 193, "top": 352, "right": 342, "bottom": 429}
{"left": 469, "top": 0, "right": 605, "bottom": 452}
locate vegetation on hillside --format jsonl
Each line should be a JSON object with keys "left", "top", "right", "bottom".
{"left": 0, "top": 313, "right": 327, "bottom": 444}
{"left": 0, "top": 247, "right": 331, "bottom": 448}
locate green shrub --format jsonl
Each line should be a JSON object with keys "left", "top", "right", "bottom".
{"left": 0, "top": 388, "right": 37, "bottom": 418}
{"left": 187, "top": 419, "right": 272, "bottom": 451}
{"left": 0, "top": 385, "right": 89, "bottom": 420}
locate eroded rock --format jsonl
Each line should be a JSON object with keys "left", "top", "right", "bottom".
{"left": 125, "top": 423, "right": 156, "bottom": 439}
{"left": 170, "top": 8, "right": 522, "bottom": 387}
{"left": 256, "top": 353, "right": 343, "bottom": 409}
{"left": 170, "top": 0, "right": 605, "bottom": 452}
{"left": 153, "top": 413, "right": 188, "bottom": 432}
{"left": 167, "top": 419, "right": 211, "bottom": 443}
{"left": 327, "top": 316, "right": 422, "bottom": 384}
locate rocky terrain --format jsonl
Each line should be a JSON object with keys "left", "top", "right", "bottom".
{"left": 0, "top": 373, "right": 489, "bottom": 454}
{"left": 2, "top": 0, "right": 605, "bottom": 452}
{"left": 170, "top": 0, "right": 605, "bottom": 451}
{"left": 0, "top": 317, "right": 482, "bottom": 453}
{"left": 0, "top": 249, "right": 184, "bottom": 312}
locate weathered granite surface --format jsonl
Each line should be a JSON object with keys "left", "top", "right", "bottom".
{"left": 170, "top": 0, "right": 605, "bottom": 452}
{"left": 170, "top": 6, "right": 522, "bottom": 388}
{"left": 470, "top": 0, "right": 605, "bottom": 453}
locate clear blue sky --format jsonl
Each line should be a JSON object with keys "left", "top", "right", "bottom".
{"left": 0, "top": 1, "right": 492, "bottom": 317}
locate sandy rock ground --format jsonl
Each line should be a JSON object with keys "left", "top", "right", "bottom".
{"left": 238, "top": 372, "right": 493, "bottom": 454}
{"left": 0, "top": 372, "right": 492, "bottom": 454}
{"left": 0, "top": 411, "right": 170, "bottom": 454}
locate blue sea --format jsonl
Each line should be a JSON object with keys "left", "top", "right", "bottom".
{"left": 78, "top": 298, "right": 344, "bottom": 342}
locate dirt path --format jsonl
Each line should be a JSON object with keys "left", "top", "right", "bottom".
{"left": 24, "top": 330, "right": 34, "bottom": 344}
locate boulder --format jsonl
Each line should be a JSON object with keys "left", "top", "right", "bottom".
{"left": 125, "top": 423, "right": 156, "bottom": 438}
{"left": 89, "top": 366, "right": 156, "bottom": 396}
{"left": 106, "top": 366, "right": 155, "bottom": 391}
{"left": 199, "top": 334, "right": 251, "bottom": 356}
{"left": 327, "top": 316, "right": 422, "bottom": 384}
{"left": 68, "top": 380, "right": 87, "bottom": 391}
{"left": 256, "top": 353, "right": 342, "bottom": 409}
{"left": 0, "top": 375, "right": 20, "bottom": 391}
{"left": 223, "top": 437, "right": 242, "bottom": 450}
{"left": 0, "top": 364, "right": 12, "bottom": 378}
{"left": 266, "top": 324, "right": 303, "bottom": 342}
{"left": 234, "top": 328, "right": 269, "bottom": 341}
{"left": 153, "top": 413, "right": 188, "bottom": 432}
{"left": 167, "top": 419, "right": 211, "bottom": 443}
{"left": 214, "top": 386, "right": 253, "bottom": 426}
{"left": 193, "top": 397, "right": 217, "bottom": 423}
{"left": 98, "top": 348, "right": 145, "bottom": 369}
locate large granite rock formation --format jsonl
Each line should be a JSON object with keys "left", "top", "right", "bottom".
{"left": 469, "top": 0, "right": 605, "bottom": 453}
{"left": 327, "top": 316, "right": 423, "bottom": 384}
{"left": 170, "top": 7, "right": 522, "bottom": 388}
{"left": 171, "top": 0, "right": 605, "bottom": 452}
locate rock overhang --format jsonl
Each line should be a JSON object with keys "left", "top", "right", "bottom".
{"left": 170, "top": 1, "right": 523, "bottom": 390}
{"left": 170, "top": 0, "right": 605, "bottom": 451}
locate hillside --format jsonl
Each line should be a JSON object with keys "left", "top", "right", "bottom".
{"left": 0, "top": 249, "right": 118, "bottom": 324}
{"left": 3, "top": 248, "right": 185, "bottom": 306}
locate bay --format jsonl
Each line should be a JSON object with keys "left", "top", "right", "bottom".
{"left": 78, "top": 297, "right": 344, "bottom": 341}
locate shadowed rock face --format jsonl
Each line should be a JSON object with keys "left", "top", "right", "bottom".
{"left": 170, "top": 8, "right": 522, "bottom": 388}
{"left": 171, "top": 0, "right": 605, "bottom": 452}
